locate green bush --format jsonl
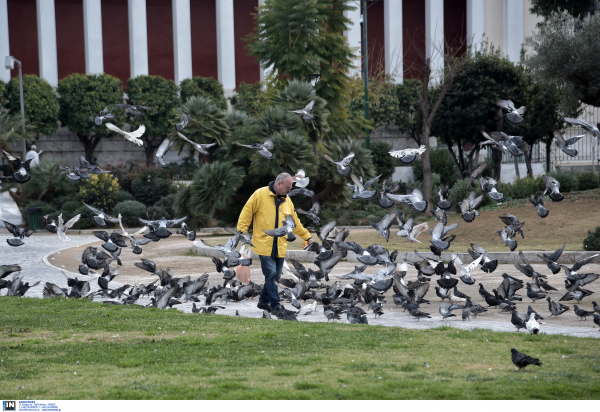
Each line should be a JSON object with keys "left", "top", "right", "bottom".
{"left": 113, "top": 200, "right": 147, "bottom": 227}
{"left": 22, "top": 161, "right": 75, "bottom": 206}
{"left": 113, "top": 191, "right": 135, "bottom": 203}
{"left": 412, "top": 148, "right": 460, "bottom": 188}
{"left": 102, "top": 163, "right": 136, "bottom": 193}
{"left": 576, "top": 171, "right": 600, "bottom": 191}
{"left": 510, "top": 175, "right": 544, "bottom": 199}
{"left": 163, "top": 157, "right": 198, "bottom": 180}
{"left": 179, "top": 76, "right": 227, "bottom": 111}
{"left": 548, "top": 170, "right": 578, "bottom": 193}
{"left": 147, "top": 193, "right": 178, "bottom": 220}
{"left": 370, "top": 141, "right": 396, "bottom": 181}
{"left": 60, "top": 200, "right": 81, "bottom": 216}
{"left": 583, "top": 226, "right": 600, "bottom": 251}
{"left": 78, "top": 173, "right": 121, "bottom": 212}
{"left": 230, "top": 81, "right": 265, "bottom": 115}
{"left": 131, "top": 167, "right": 173, "bottom": 206}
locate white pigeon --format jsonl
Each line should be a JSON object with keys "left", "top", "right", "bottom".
{"left": 176, "top": 131, "right": 217, "bottom": 155}
{"left": 57, "top": 213, "right": 81, "bottom": 242}
{"left": 388, "top": 145, "right": 426, "bottom": 164}
{"left": 292, "top": 169, "right": 310, "bottom": 188}
{"left": 526, "top": 312, "right": 540, "bottom": 335}
{"left": 302, "top": 300, "right": 318, "bottom": 315}
{"left": 105, "top": 123, "right": 145, "bottom": 146}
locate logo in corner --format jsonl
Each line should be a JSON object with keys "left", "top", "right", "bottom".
{"left": 2, "top": 401, "right": 16, "bottom": 411}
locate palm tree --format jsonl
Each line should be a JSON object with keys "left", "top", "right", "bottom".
{"left": 0, "top": 110, "right": 34, "bottom": 168}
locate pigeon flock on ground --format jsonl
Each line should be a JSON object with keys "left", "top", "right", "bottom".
{"left": 1, "top": 98, "right": 600, "bottom": 372}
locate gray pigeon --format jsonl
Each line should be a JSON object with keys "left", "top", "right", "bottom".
{"left": 495, "top": 100, "right": 526, "bottom": 125}
{"left": 529, "top": 194, "right": 549, "bottom": 218}
{"left": 553, "top": 130, "right": 584, "bottom": 157}
{"left": 543, "top": 175, "right": 563, "bottom": 202}
{"left": 264, "top": 214, "right": 296, "bottom": 242}
{"left": 94, "top": 106, "right": 116, "bottom": 126}
{"left": 323, "top": 152, "right": 354, "bottom": 176}
{"left": 236, "top": 139, "right": 274, "bottom": 159}
{"left": 288, "top": 100, "right": 315, "bottom": 121}
{"left": 563, "top": 117, "right": 600, "bottom": 139}
{"left": 511, "top": 348, "right": 541, "bottom": 371}
{"left": 370, "top": 208, "right": 400, "bottom": 242}
{"left": 385, "top": 188, "right": 428, "bottom": 213}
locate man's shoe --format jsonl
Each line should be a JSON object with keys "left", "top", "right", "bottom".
{"left": 257, "top": 302, "right": 271, "bottom": 312}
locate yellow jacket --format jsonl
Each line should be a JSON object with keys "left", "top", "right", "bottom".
{"left": 237, "top": 184, "right": 311, "bottom": 257}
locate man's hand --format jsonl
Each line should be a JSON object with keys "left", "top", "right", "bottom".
{"left": 306, "top": 238, "right": 314, "bottom": 245}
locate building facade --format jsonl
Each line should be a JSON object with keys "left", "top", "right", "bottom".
{"left": 1, "top": 0, "right": 542, "bottom": 92}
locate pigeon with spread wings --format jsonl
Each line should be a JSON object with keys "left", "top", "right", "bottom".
{"left": 235, "top": 139, "right": 274, "bottom": 159}
{"left": 460, "top": 191, "right": 484, "bottom": 223}
{"left": 57, "top": 213, "right": 81, "bottom": 242}
{"left": 553, "top": 130, "right": 584, "bottom": 157}
{"left": 264, "top": 214, "right": 297, "bottom": 242}
{"left": 481, "top": 131, "right": 524, "bottom": 157}
{"left": 495, "top": 100, "right": 526, "bottom": 125}
{"left": 3, "top": 221, "right": 35, "bottom": 247}
{"left": 370, "top": 208, "right": 400, "bottom": 242}
{"left": 138, "top": 216, "right": 188, "bottom": 239}
{"left": 296, "top": 201, "right": 321, "bottom": 226}
{"left": 94, "top": 107, "right": 116, "bottom": 126}
{"left": 288, "top": 100, "right": 315, "bottom": 121}
{"left": 385, "top": 188, "right": 428, "bottom": 213}
{"left": 563, "top": 117, "right": 600, "bottom": 139}
{"left": 463, "top": 162, "right": 488, "bottom": 188}
{"left": 155, "top": 137, "right": 174, "bottom": 167}
{"left": 177, "top": 131, "right": 217, "bottom": 156}
{"left": 2, "top": 150, "right": 37, "bottom": 183}
{"left": 113, "top": 103, "right": 151, "bottom": 116}
{"left": 323, "top": 152, "right": 354, "bottom": 176}
{"left": 348, "top": 173, "right": 380, "bottom": 200}
{"left": 105, "top": 123, "right": 145, "bottom": 146}
{"left": 83, "top": 202, "right": 120, "bottom": 228}
{"left": 388, "top": 145, "right": 426, "bottom": 164}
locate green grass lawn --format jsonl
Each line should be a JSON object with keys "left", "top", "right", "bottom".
{"left": 0, "top": 297, "right": 599, "bottom": 399}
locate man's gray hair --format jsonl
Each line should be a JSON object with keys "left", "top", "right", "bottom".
{"left": 275, "top": 173, "right": 292, "bottom": 184}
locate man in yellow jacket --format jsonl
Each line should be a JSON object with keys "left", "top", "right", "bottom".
{"left": 237, "top": 173, "right": 313, "bottom": 312}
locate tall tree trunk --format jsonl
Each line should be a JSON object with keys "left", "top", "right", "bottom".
{"left": 77, "top": 134, "right": 101, "bottom": 163}
{"left": 524, "top": 142, "right": 533, "bottom": 178}
{"left": 456, "top": 135, "right": 466, "bottom": 173}
{"left": 546, "top": 133, "right": 553, "bottom": 172}
{"left": 443, "top": 135, "right": 464, "bottom": 179}
{"left": 422, "top": 121, "right": 433, "bottom": 211}
{"left": 513, "top": 155, "right": 520, "bottom": 179}
{"left": 144, "top": 142, "right": 155, "bottom": 166}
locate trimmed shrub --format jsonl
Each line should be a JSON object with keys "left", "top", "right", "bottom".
{"left": 60, "top": 200, "right": 81, "bottom": 216}
{"left": 79, "top": 174, "right": 121, "bottom": 212}
{"left": 412, "top": 148, "right": 460, "bottom": 188}
{"left": 147, "top": 193, "right": 178, "bottom": 220}
{"left": 179, "top": 76, "right": 227, "bottom": 111}
{"left": 576, "top": 171, "right": 600, "bottom": 191}
{"left": 130, "top": 166, "right": 174, "bottom": 206}
{"left": 102, "top": 163, "right": 136, "bottom": 193}
{"left": 510, "top": 176, "right": 544, "bottom": 199}
{"left": 370, "top": 141, "right": 396, "bottom": 181}
{"left": 114, "top": 191, "right": 135, "bottom": 203}
{"left": 583, "top": 226, "right": 600, "bottom": 251}
{"left": 113, "top": 200, "right": 147, "bottom": 227}
{"left": 448, "top": 178, "right": 479, "bottom": 212}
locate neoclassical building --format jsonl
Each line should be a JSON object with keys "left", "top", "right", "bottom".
{"left": 1, "top": 0, "right": 542, "bottom": 93}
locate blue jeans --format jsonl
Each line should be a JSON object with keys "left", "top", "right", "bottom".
{"left": 258, "top": 255, "right": 284, "bottom": 308}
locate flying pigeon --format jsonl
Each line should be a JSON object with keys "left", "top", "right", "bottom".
{"left": 460, "top": 191, "right": 484, "bottom": 223}
{"left": 348, "top": 173, "right": 380, "bottom": 200}
{"left": 292, "top": 169, "right": 309, "bottom": 188}
{"left": 376, "top": 179, "right": 399, "bottom": 209}
{"left": 388, "top": 145, "right": 426, "bottom": 164}
{"left": 437, "top": 185, "right": 452, "bottom": 210}
{"left": 57, "top": 213, "right": 81, "bottom": 242}
{"left": 287, "top": 188, "right": 315, "bottom": 198}
{"left": 235, "top": 139, "right": 274, "bottom": 159}
{"left": 542, "top": 175, "right": 563, "bottom": 202}
{"left": 3, "top": 220, "right": 35, "bottom": 247}
{"left": 385, "top": 188, "right": 428, "bottom": 213}
{"left": 263, "top": 214, "right": 297, "bottom": 242}
{"left": 429, "top": 222, "right": 458, "bottom": 251}
{"left": 553, "top": 130, "right": 584, "bottom": 157}
{"left": 323, "top": 152, "right": 354, "bottom": 176}
{"left": 480, "top": 176, "right": 504, "bottom": 201}
{"left": 94, "top": 107, "right": 116, "bottom": 126}
{"left": 495, "top": 100, "right": 526, "bottom": 125}
{"left": 155, "top": 137, "right": 174, "bottom": 167}
{"left": 175, "top": 113, "right": 191, "bottom": 131}
{"left": 370, "top": 208, "right": 400, "bottom": 242}
{"left": 529, "top": 194, "right": 549, "bottom": 218}
{"left": 113, "top": 103, "right": 151, "bottom": 116}
{"left": 396, "top": 212, "right": 428, "bottom": 243}
{"left": 82, "top": 202, "right": 120, "bottom": 228}
{"left": 497, "top": 227, "right": 517, "bottom": 252}
{"left": 481, "top": 131, "right": 524, "bottom": 157}
{"left": 288, "top": 100, "right": 315, "bottom": 121}
{"left": 296, "top": 201, "right": 321, "bottom": 226}
{"left": 2, "top": 150, "right": 37, "bottom": 183}
{"left": 138, "top": 216, "right": 188, "bottom": 239}
{"left": 105, "top": 123, "right": 145, "bottom": 146}
{"left": 563, "top": 117, "right": 600, "bottom": 139}
{"left": 177, "top": 131, "right": 217, "bottom": 156}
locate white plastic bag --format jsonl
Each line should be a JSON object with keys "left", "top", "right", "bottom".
{"left": 235, "top": 244, "right": 251, "bottom": 283}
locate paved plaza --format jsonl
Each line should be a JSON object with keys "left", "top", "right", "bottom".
{"left": 1, "top": 232, "right": 599, "bottom": 339}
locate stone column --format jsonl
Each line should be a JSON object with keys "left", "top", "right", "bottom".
{"left": 172, "top": 0, "right": 192, "bottom": 85}
{"left": 503, "top": 0, "right": 523, "bottom": 63}
{"left": 344, "top": 3, "right": 362, "bottom": 78}
{"left": 83, "top": 0, "right": 104, "bottom": 74}
{"left": 467, "top": 0, "right": 485, "bottom": 49}
{"left": 425, "top": 0, "right": 444, "bottom": 79}
{"left": 128, "top": 0, "right": 149, "bottom": 78}
{"left": 384, "top": 0, "right": 402, "bottom": 83}
{"left": 216, "top": 0, "right": 236, "bottom": 95}
{"left": 37, "top": 0, "right": 58, "bottom": 86}
{"left": 0, "top": 0, "right": 10, "bottom": 82}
